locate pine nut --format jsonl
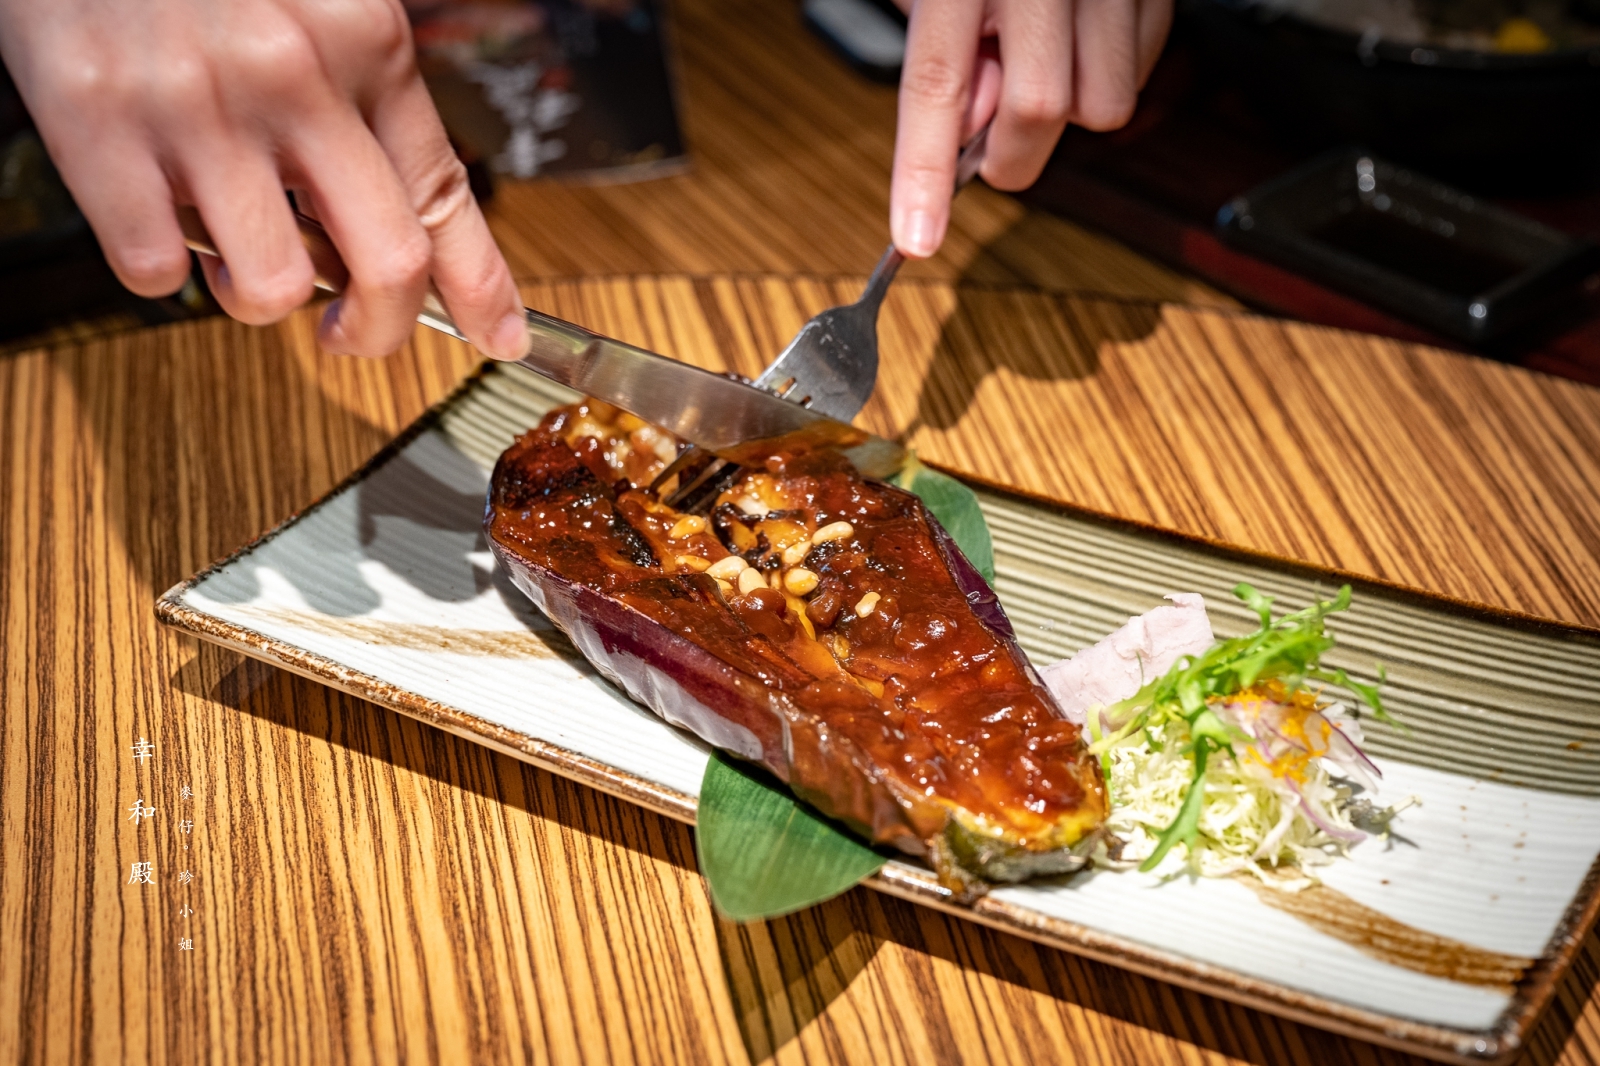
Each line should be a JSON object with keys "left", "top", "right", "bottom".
{"left": 812, "top": 521, "right": 854, "bottom": 544}
{"left": 715, "top": 578, "right": 734, "bottom": 596}
{"left": 854, "top": 591, "right": 880, "bottom": 617}
{"left": 668, "top": 515, "right": 707, "bottom": 539}
{"left": 787, "top": 595, "right": 816, "bottom": 640}
{"left": 737, "top": 567, "right": 767, "bottom": 595}
{"left": 706, "top": 556, "right": 749, "bottom": 580}
{"left": 781, "top": 539, "right": 812, "bottom": 566}
{"left": 674, "top": 555, "right": 710, "bottom": 572}
{"left": 783, "top": 568, "right": 819, "bottom": 595}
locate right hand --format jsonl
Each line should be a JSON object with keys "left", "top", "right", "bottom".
{"left": 890, "top": 0, "right": 1173, "bottom": 259}
{"left": 0, "top": 0, "right": 530, "bottom": 360}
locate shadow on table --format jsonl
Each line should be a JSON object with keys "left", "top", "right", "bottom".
{"left": 897, "top": 219, "right": 1166, "bottom": 441}
{"left": 169, "top": 645, "right": 703, "bottom": 879}
{"left": 713, "top": 896, "right": 884, "bottom": 1062}
{"left": 706, "top": 858, "right": 1599, "bottom": 1066}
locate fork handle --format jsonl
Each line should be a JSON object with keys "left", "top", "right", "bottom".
{"left": 861, "top": 123, "right": 990, "bottom": 309}
{"left": 858, "top": 244, "right": 905, "bottom": 311}
{"left": 954, "top": 123, "right": 990, "bottom": 188}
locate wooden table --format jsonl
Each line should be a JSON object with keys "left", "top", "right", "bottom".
{"left": 3, "top": 1, "right": 1598, "bottom": 1063}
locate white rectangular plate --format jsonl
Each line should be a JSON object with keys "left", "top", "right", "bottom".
{"left": 158, "top": 363, "right": 1600, "bottom": 1065}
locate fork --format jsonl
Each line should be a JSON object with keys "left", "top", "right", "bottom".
{"left": 656, "top": 124, "right": 991, "bottom": 508}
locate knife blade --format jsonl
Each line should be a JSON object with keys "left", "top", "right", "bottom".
{"left": 176, "top": 207, "right": 904, "bottom": 475}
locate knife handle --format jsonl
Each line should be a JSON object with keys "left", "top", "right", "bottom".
{"left": 176, "top": 205, "right": 468, "bottom": 342}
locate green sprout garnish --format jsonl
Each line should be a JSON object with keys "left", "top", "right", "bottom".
{"left": 1088, "top": 583, "right": 1400, "bottom": 873}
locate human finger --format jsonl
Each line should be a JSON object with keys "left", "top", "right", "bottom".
{"left": 180, "top": 142, "right": 317, "bottom": 325}
{"left": 52, "top": 135, "right": 193, "bottom": 298}
{"left": 890, "top": 0, "right": 985, "bottom": 258}
{"left": 1071, "top": 0, "right": 1140, "bottom": 131}
{"left": 980, "top": 0, "right": 1073, "bottom": 191}
{"left": 962, "top": 40, "right": 1003, "bottom": 142}
{"left": 1, "top": 20, "right": 194, "bottom": 298}
{"left": 286, "top": 0, "right": 525, "bottom": 359}
{"left": 1135, "top": 0, "right": 1175, "bottom": 86}
{"left": 367, "top": 71, "right": 527, "bottom": 360}
{"left": 289, "top": 108, "right": 434, "bottom": 357}
{"left": 171, "top": 0, "right": 425, "bottom": 354}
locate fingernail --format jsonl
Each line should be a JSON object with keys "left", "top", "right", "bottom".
{"left": 319, "top": 298, "right": 347, "bottom": 350}
{"left": 487, "top": 310, "right": 530, "bottom": 361}
{"left": 901, "top": 210, "right": 940, "bottom": 258}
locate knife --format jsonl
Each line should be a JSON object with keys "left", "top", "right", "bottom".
{"left": 651, "top": 124, "right": 990, "bottom": 499}
{"left": 175, "top": 207, "right": 904, "bottom": 475}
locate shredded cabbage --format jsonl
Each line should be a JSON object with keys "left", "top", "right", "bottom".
{"left": 1088, "top": 584, "right": 1409, "bottom": 886}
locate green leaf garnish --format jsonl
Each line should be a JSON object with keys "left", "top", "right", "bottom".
{"left": 696, "top": 753, "right": 886, "bottom": 921}
{"left": 1099, "top": 583, "right": 1400, "bottom": 873}
{"left": 1140, "top": 740, "right": 1214, "bottom": 872}
{"left": 694, "top": 459, "right": 996, "bottom": 920}
{"left": 893, "top": 455, "right": 995, "bottom": 584}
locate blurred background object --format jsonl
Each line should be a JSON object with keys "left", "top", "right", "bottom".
{"left": 409, "top": 0, "right": 685, "bottom": 184}
{"left": 1216, "top": 149, "right": 1600, "bottom": 345}
{"left": 801, "top": 0, "right": 906, "bottom": 84}
{"left": 1015, "top": 0, "right": 1600, "bottom": 382}
{"left": 1184, "top": 0, "right": 1600, "bottom": 192}
{"left": 0, "top": 68, "right": 216, "bottom": 349}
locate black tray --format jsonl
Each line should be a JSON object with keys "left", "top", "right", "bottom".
{"left": 1216, "top": 149, "right": 1600, "bottom": 345}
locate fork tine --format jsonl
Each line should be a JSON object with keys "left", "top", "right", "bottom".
{"left": 650, "top": 446, "right": 705, "bottom": 496}
{"left": 669, "top": 459, "right": 739, "bottom": 513}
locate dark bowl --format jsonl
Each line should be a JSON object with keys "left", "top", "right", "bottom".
{"left": 1181, "top": 0, "right": 1600, "bottom": 193}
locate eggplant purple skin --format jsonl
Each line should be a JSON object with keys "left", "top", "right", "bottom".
{"left": 484, "top": 448, "right": 1093, "bottom": 875}
{"left": 921, "top": 505, "right": 1067, "bottom": 720}
{"left": 925, "top": 509, "right": 1013, "bottom": 642}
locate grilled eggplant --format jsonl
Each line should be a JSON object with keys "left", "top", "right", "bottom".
{"left": 485, "top": 400, "right": 1106, "bottom": 892}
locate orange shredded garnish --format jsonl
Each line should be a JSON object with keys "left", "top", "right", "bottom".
{"left": 1217, "top": 681, "right": 1333, "bottom": 784}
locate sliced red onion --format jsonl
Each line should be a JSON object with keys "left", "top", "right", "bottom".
{"left": 1286, "top": 778, "right": 1366, "bottom": 844}
{"left": 1326, "top": 708, "right": 1367, "bottom": 747}
{"left": 1321, "top": 719, "right": 1382, "bottom": 790}
{"left": 1221, "top": 707, "right": 1259, "bottom": 740}
{"left": 1265, "top": 724, "right": 1312, "bottom": 755}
